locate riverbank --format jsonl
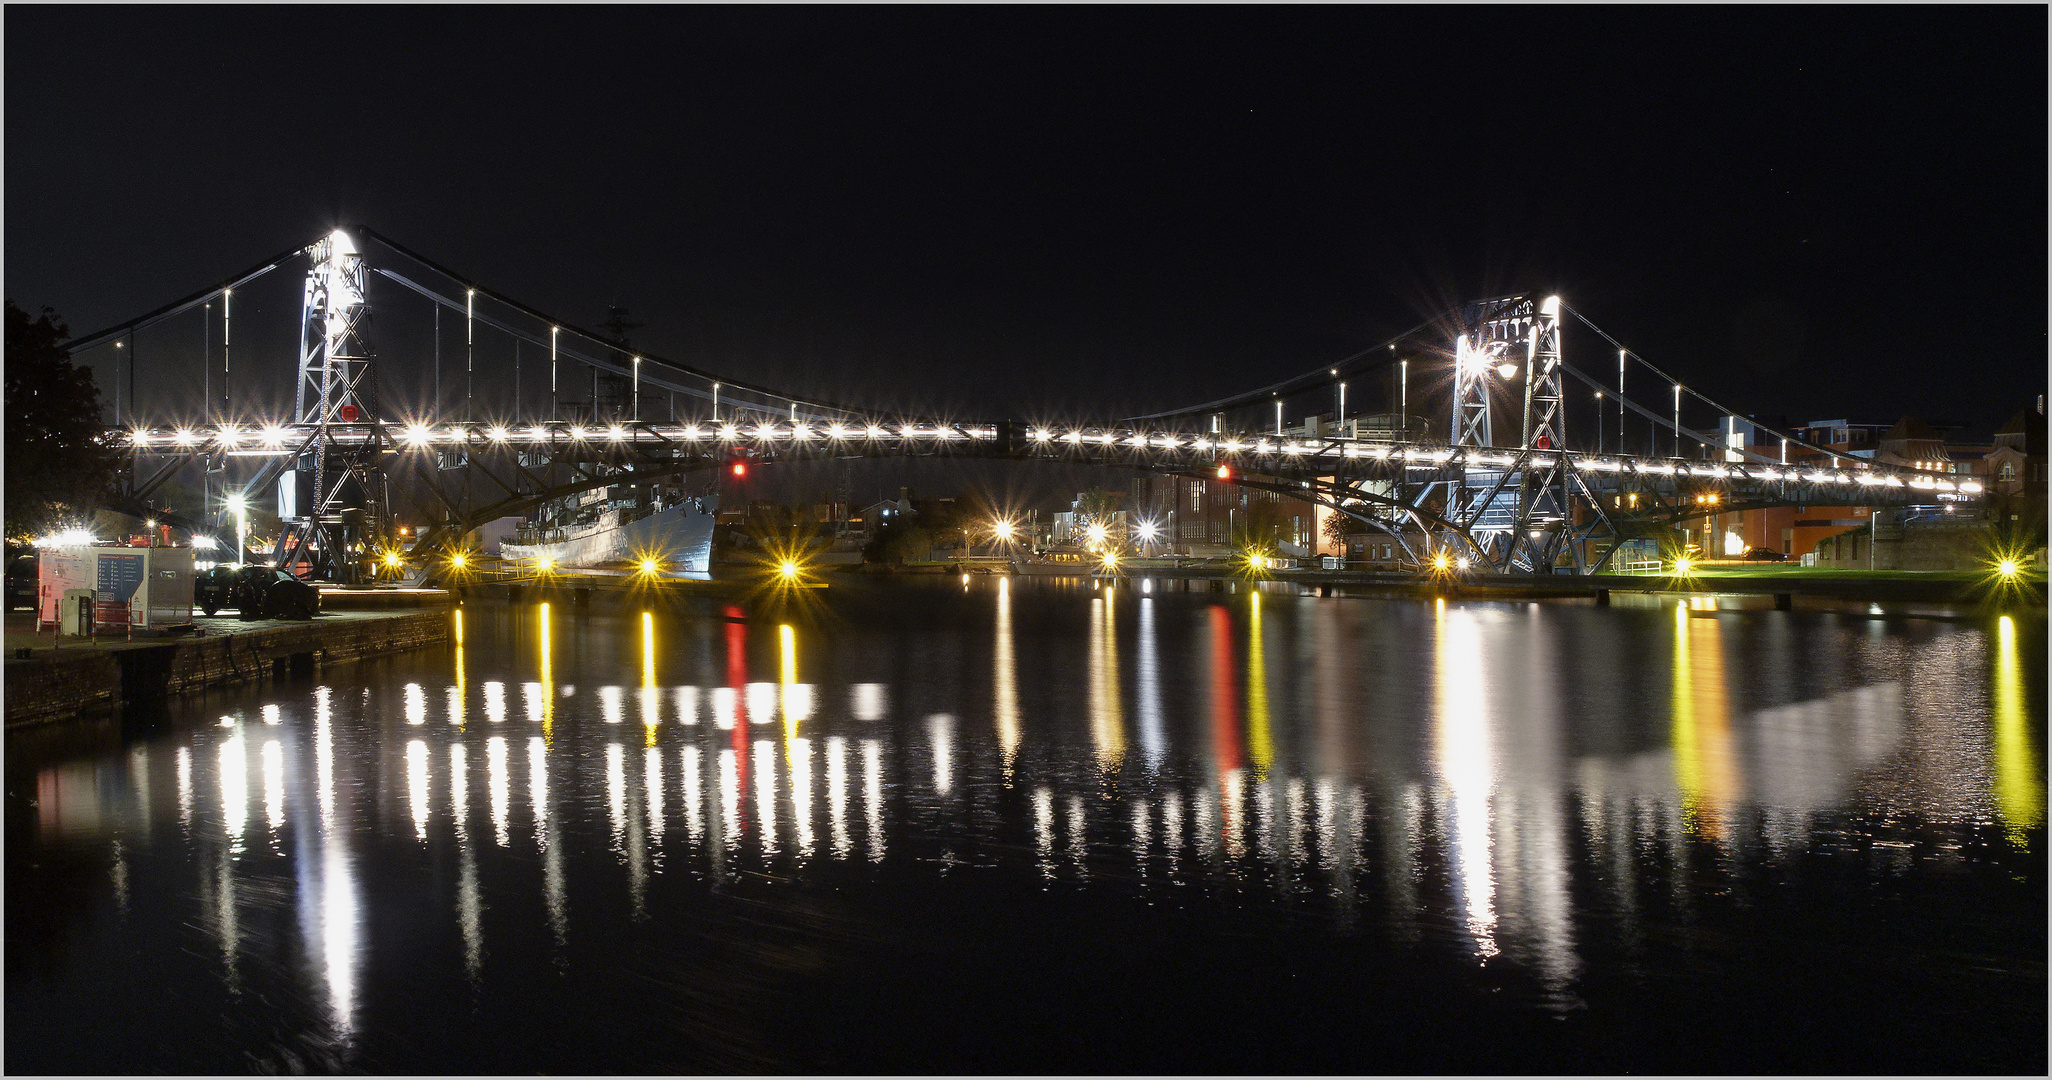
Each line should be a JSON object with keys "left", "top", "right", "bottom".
{"left": 4, "top": 608, "right": 454, "bottom": 727}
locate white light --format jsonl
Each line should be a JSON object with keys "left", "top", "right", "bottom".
{"left": 607, "top": 424, "right": 626, "bottom": 441}
{"left": 1960, "top": 481, "right": 1983, "bottom": 493}
{"left": 1495, "top": 362, "right": 1518, "bottom": 379}
{"left": 681, "top": 424, "right": 704, "bottom": 440}
{"left": 719, "top": 424, "right": 740, "bottom": 440}
{"left": 191, "top": 534, "right": 219, "bottom": 550}
{"left": 487, "top": 426, "right": 509, "bottom": 442}
{"left": 752, "top": 424, "right": 779, "bottom": 440}
{"left": 526, "top": 425, "right": 550, "bottom": 441}
{"left": 900, "top": 425, "right": 920, "bottom": 438}
{"left": 1223, "top": 438, "right": 1245, "bottom": 452}
{"left": 569, "top": 426, "right": 588, "bottom": 440}
{"left": 791, "top": 424, "right": 814, "bottom": 440}
{"left": 1064, "top": 431, "right": 1083, "bottom": 444}
{"left": 1190, "top": 437, "right": 1212, "bottom": 452}
{"left": 173, "top": 427, "right": 200, "bottom": 447}
{"left": 129, "top": 429, "right": 151, "bottom": 446}
{"left": 826, "top": 422, "right": 850, "bottom": 439}
{"left": 403, "top": 423, "right": 431, "bottom": 447}
{"left": 865, "top": 424, "right": 887, "bottom": 439}
{"left": 259, "top": 424, "right": 287, "bottom": 447}
{"left": 1030, "top": 428, "right": 1052, "bottom": 442}
{"left": 1136, "top": 521, "right": 1160, "bottom": 540}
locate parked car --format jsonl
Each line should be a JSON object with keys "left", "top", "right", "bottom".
{"left": 195, "top": 565, "right": 322, "bottom": 620}
{"left": 1742, "top": 547, "right": 1789, "bottom": 562}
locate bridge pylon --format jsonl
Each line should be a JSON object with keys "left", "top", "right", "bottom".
{"left": 273, "top": 229, "right": 391, "bottom": 582}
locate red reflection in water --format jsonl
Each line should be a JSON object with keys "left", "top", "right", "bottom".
{"left": 726, "top": 613, "right": 749, "bottom": 826}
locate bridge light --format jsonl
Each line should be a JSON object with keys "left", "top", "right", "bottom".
{"left": 129, "top": 428, "right": 151, "bottom": 446}
{"left": 1495, "top": 362, "right": 1518, "bottom": 380}
{"left": 826, "top": 422, "right": 850, "bottom": 439}
{"left": 1456, "top": 556, "right": 1470, "bottom": 571}
{"left": 173, "top": 427, "right": 200, "bottom": 447}
{"left": 1216, "top": 464, "right": 1232, "bottom": 480}
{"left": 1064, "top": 431, "right": 1083, "bottom": 444}
{"left": 1999, "top": 558, "right": 2020, "bottom": 578}
{"left": 640, "top": 558, "right": 659, "bottom": 574}
{"left": 1030, "top": 428, "right": 1052, "bottom": 442}
{"left": 1136, "top": 520, "right": 1161, "bottom": 541}
{"left": 607, "top": 424, "right": 626, "bottom": 441}
{"left": 384, "top": 551, "right": 402, "bottom": 569}
{"left": 719, "top": 424, "right": 740, "bottom": 440}
{"left": 865, "top": 424, "right": 887, "bottom": 439}
{"left": 992, "top": 519, "right": 1016, "bottom": 541}
{"left": 1673, "top": 556, "right": 1694, "bottom": 575}
{"left": 569, "top": 426, "right": 588, "bottom": 440}
{"left": 487, "top": 426, "right": 509, "bottom": 442}
{"left": 1433, "top": 552, "right": 1450, "bottom": 572}
{"left": 259, "top": 423, "right": 287, "bottom": 447}
{"left": 403, "top": 423, "right": 431, "bottom": 447}
{"left": 1101, "top": 551, "right": 1119, "bottom": 570}
{"left": 449, "top": 552, "right": 468, "bottom": 569}
{"left": 681, "top": 424, "right": 704, "bottom": 440}
{"left": 778, "top": 560, "right": 800, "bottom": 582}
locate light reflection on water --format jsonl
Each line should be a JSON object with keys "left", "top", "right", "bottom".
{"left": 8, "top": 581, "right": 2045, "bottom": 1073}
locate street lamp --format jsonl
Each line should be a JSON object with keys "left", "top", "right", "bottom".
{"left": 226, "top": 493, "right": 248, "bottom": 568}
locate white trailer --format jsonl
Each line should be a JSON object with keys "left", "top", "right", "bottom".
{"left": 37, "top": 545, "right": 196, "bottom": 634}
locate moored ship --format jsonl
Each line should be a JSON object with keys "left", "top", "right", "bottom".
{"left": 501, "top": 492, "right": 719, "bottom": 575}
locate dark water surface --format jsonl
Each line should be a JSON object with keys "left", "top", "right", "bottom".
{"left": 8, "top": 579, "right": 2045, "bottom": 1073}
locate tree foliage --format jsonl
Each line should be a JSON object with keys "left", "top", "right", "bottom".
{"left": 5, "top": 302, "right": 123, "bottom": 540}
{"left": 863, "top": 517, "right": 931, "bottom": 565}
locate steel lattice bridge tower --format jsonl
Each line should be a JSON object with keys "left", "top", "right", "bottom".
{"left": 79, "top": 227, "right": 1976, "bottom": 580}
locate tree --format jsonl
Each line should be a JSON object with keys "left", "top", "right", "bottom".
{"left": 1230, "top": 492, "right": 1289, "bottom": 552}
{"left": 863, "top": 518, "right": 932, "bottom": 565}
{"left": 5, "top": 302, "right": 123, "bottom": 540}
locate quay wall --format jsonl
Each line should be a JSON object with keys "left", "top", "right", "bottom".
{"left": 5, "top": 610, "right": 451, "bottom": 727}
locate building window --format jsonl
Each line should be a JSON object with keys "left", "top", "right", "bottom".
{"left": 2000, "top": 462, "right": 2016, "bottom": 482}
{"left": 1190, "top": 481, "right": 1203, "bottom": 513}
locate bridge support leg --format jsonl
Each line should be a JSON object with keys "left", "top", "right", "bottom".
{"left": 1595, "top": 588, "right": 1610, "bottom": 606}
{"left": 1774, "top": 592, "right": 1793, "bottom": 611}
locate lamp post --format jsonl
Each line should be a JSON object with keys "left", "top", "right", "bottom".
{"left": 227, "top": 494, "right": 248, "bottom": 568}
{"left": 632, "top": 356, "right": 641, "bottom": 421}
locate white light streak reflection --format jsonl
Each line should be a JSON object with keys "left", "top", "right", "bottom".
{"left": 718, "top": 748, "right": 741, "bottom": 855}
{"left": 929, "top": 714, "right": 955, "bottom": 797}
{"left": 1435, "top": 606, "right": 1499, "bottom": 959}
{"left": 645, "top": 746, "right": 665, "bottom": 849}
{"left": 606, "top": 742, "right": 627, "bottom": 849}
{"left": 788, "top": 738, "right": 814, "bottom": 858}
{"left": 220, "top": 736, "right": 247, "bottom": 846}
{"left": 853, "top": 683, "right": 887, "bottom": 720}
{"left": 674, "top": 685, "right": 700, "bottom": 725}
{"left": 177, "top": 746, "right": 193, "bottom": 833}
{"left": 827, "top": 736, "right": 851, "bottom": 859}
{"left": 754, "top": 741, "right": 779, "bottom": 855}
{"left": 682, "top": 746, "right": 705, "bottom": 844}
{"left": 1034, "top": 786, "right": 1056, "bottom": 878}
{"left": 745, "top": 682, "right": 777, "bottom": 725}
{"left": 485, "top": 681, "right": 506, "bottom": 723}
{"left": 404, "top": 683, "right": 426, "bottom": 725}
{"left": 262, "top": 740, "right": 284, "bottom": 837}
{"left": 711, "top": 687, "right": 738, "bottom": 730}
{"left": 863, "top": 739, "right": 885, "bottom": 862}
{"left": 487, "top": 736, "right": 510, "bottom": 846}
{"left": 407, "top": 740, "right": 430, "bottom": 840}
{"left": 601, "top": 686, "right": 625, "bottom": 725}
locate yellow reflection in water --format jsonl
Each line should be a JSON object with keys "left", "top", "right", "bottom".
{"left": 641, "top": 612, "right": 660, "bottom": 745}
{"left": 537, "top": 603, "right": 555, "bottom": 742}
{"left": 780, "top": 624, "right": 799, "bottom": 740}
{"left": 452, "top": 610, "right": 466, "bottom": 725}
{"left": 1671, "top": 602, "right": 1739, "bottom": 843}
{"left": 1992, "top": 615, "right": 2043, "bottom": 845}
{"left": 1247, "top": 592, "right": 1273, "bottom": 778}
{"left": 1434, "top": 601, "right": 1496, "bottom": 959}
{"left": 994, "top": 579, "right": 1021, "bottom": 780}
{"left": 1089, "top": 594, "right": 1126, "bottom": 769}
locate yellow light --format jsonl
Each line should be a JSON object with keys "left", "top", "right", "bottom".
{"left": 1998, "top": 558, "right": 2019, "bottom": 578}
{"left": 1674, "top": 556, "right": 1694, "bottom": 574}
{"left": 1102, "top": 551, "right": 1118, "bottom": 568}
{"left": 993, "top": 520, "right": 1016, "bottom": 540}
{"left": 384, "top": 552, "right": 401, "bottom": 568}
{"left": 1433, "top": 552, "right": 1450, "bottom": 571}
{"left": 534, "top": 556, "right": 554, "bottom": 572}
{"left": 640, "top": 558, "right": 659, "bottom": 574}
{"left": 449, "top": 552, "right": 468, "bottom": 569}
{"left": 778, "top": 560, "right": 800, "bottom": 581}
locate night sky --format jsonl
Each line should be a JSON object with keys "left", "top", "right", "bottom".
{"left": 8, "top": 7, "right": 2046, "bottom": 441}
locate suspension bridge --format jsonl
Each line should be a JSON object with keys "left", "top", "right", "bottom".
{"left": 69, "top": 228, "right": 1973, "bottom": 581}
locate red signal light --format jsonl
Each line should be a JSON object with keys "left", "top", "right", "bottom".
{"left": 731, "top": 461, "right": 747, "bottom": 477}
{"left": 1215, "top": 464, "right": 1232, "bottom": 480}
